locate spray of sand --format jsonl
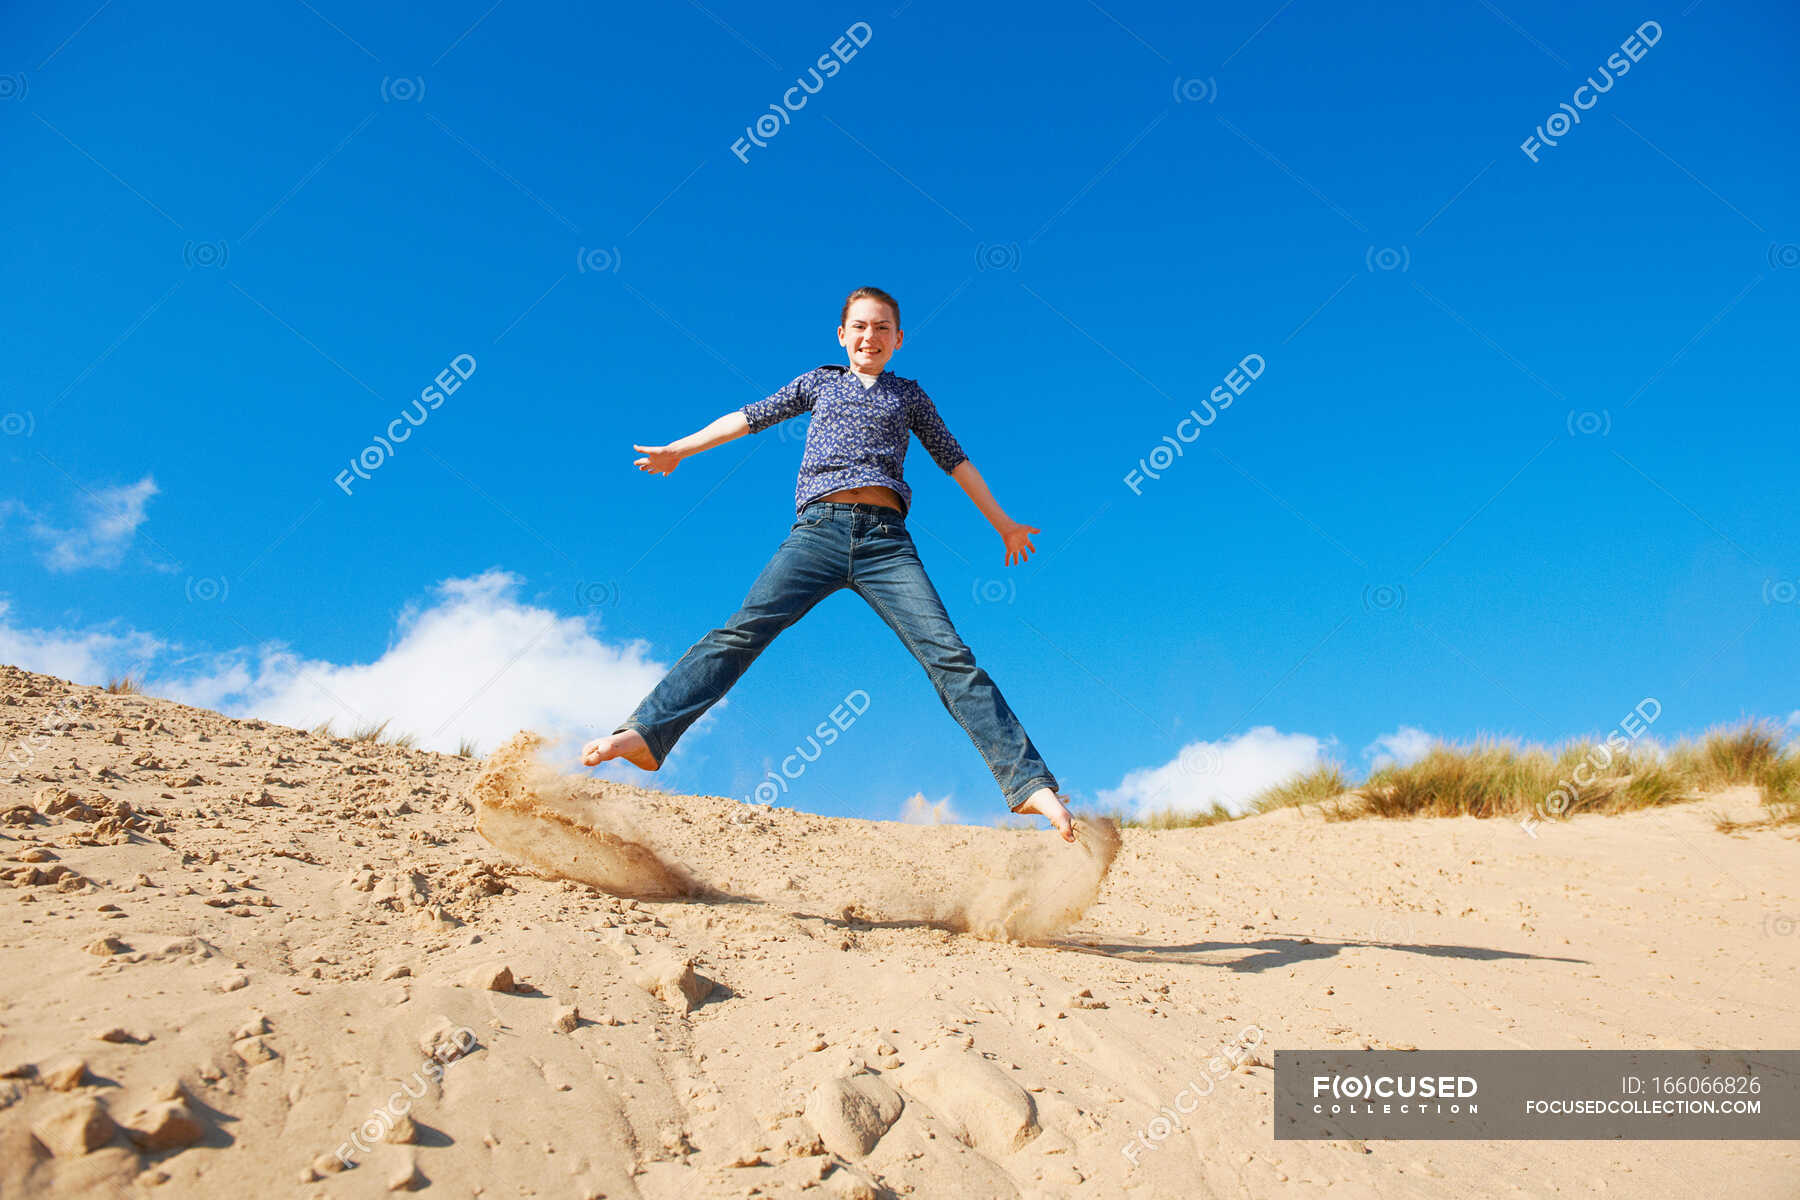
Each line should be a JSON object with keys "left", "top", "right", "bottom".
{"left": 943, "top": 816, "right": 1121, "bottom": 942}
{"left": 470, "top": 731, "right": 696, "bottom": 899}
{"left": 854, "top": 817, "right": 1121, "bottom": 943}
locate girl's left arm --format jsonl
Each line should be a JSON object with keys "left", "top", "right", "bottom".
{"left": 950, "top": 460, "right": 1039, "bottom": 567}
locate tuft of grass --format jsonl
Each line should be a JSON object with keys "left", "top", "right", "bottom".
{"left": 1251, "top": 764, "right": 1348, "bottom": 813}
{"left": 1356, "top": 740, "right": 1554, "bottom": 819}
{"left": 1706, "top": 748, "right": 1800, "bottom": 831}
{"left": 456, "top": 737, "right": 480, "bottom": 759}
{"left": 310, "top": 719, "right": 335, "bottom": 738}
{"left": 1666, "top": 720, "right": 1784, "bottom": 788}
{"left": 1107, "top": 763, "right": 1349, "bottom": 830}
{"left": 1665, "top": 720, "right": 1799, "bottom": 826}
{"left": 1347, "top": 737, "right": 1692, "bottom": 821}
{"left": 1610, "top": 764, "right": 1691, "bottom": 812}
{"left": 1139, "top": 802, "right": 1238, "bottom": 829}
{"left": 1551, "top": 736, "right": 1663, "bottom": 782}
{"left": 345, "top": 718, "right": 421, "bottom": 749}
{"left": 1758, "top": 750, "right": 1800, "bottom": 825}
{"left": 1712, "top": 809, "right": 1759, "bottom": 834}
{"left": 105, "top": 675, "right": 141, "bottom": 694}
{"left": 1103, "top": 803, "right": 1239, "bottom": 830}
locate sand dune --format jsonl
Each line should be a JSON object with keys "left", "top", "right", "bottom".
{"left": 1, "top": 661, "right": 1796, "bottom": 1198}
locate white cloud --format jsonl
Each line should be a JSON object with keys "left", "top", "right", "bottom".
{"left": 1099, "top": 726, "right": 1330, "bottom": 818}
{"left": 1363, "top": 725, "right": 1435, "bottom": 770}
{"left": 22, "top": 475, "right": 159, "bottom": 571}
{"left": 0, "top": 570, "right": 675, "bottom": 760}
{"left": 0, "top": 598, "right": 165, "bottom": 685}
{"left": 900, "top": 792, "right": 962, "bottom": 825}
{"left": 152, "top": 570, "right": 670, "bottom": 757}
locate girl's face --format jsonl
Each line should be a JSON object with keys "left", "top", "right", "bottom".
{"left": 838, "top": 297, "right": 903, "bottom": 374}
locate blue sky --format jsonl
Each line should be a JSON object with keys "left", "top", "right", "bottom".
{"left": 3, "top": 2, "right": 1796, "bottom": 822}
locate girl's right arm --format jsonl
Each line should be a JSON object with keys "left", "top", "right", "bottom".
{"left": 636, "top": 371, "right": 816, "bottom": 475}
{"left": 633, "top": 412, "right": 750, "bottom": 475}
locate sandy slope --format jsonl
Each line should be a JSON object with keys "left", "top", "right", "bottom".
{"left": 1, "top": 661, "right": 1796, "bottom": 1199}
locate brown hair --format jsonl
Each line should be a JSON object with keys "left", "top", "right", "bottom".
{"left": 839, "top": 286, "right": 901, "bottom": 329}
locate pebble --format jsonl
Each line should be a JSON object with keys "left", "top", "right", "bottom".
{"left": 42, "top": 1056, "right": 88, "bottom": 1091}
{"left": 469, "top": 964, "right": 515, "bottom": 992}
{"left": 35, "top": 1096, "right": 117, "bottom": 1156}
{"left": 127, "top": 1100, "right": 205, "bottom": 1151}
{"left": 233, "top": 1035, "right": 278, "bottom": 1065}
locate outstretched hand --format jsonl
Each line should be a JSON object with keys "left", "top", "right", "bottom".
{"left": 1000, "top": 521, "right": 1040, "bottom": 567}
{"left": 634, "top": 444, "right": 682, "bottom": 476}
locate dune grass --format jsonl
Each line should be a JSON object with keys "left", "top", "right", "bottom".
{"left": 1109, "top": 766, "right": 1351, "bottom": 829}
{"left": 1250, "top": 764, "right": 1348, "bottom": 813}
{"left": 1667, "top": 720, "right": 1784, "bottom": 787}
{"left": 1111, "top": 719, "right": 1796, "bottom": 831}
{"left": 104, "top": 675, "right": 141, "bottom": 694}
{"left": 1763, "top": 756, "right": 1800, "bottom": 826}
{"left": 346, "top": 719, "right": 419, "bottom": 749}
{"left": 457, "top": 737, "right": 480, "bottom": 759}
{"left": 1349, "top": 737, "right": 1690, "bottom": 820}
{"left": 305, "top": 717, "right": 419, "bottom": 749}
{"left": 1684, "top": 721, "right": 1800, "bottom": 830}
{"left": 1115, "top": 802, "right": 1238, "bottom": 830}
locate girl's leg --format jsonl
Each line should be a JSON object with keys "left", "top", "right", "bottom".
{"left": 610, "top": 520, "right": 846, "bottom": 765}
{"left": 848, "top": 521, "right": 1059, "bottom": 812}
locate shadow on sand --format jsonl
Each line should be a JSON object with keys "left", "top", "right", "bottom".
{"left": 1046, "top": 934, "right": 1586, "bottom": 971}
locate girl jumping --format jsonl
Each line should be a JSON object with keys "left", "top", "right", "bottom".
{"left": 580, "top": 286, "right": 1076, "bottom": 842}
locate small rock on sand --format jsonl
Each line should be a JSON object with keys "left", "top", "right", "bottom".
{"left": 232, "top": 1036, "right": 278, "bottom": 1065}
{"left": 388, "top": 1153, "right": 426, "bottom": 1190}
{"left": 41, "top": 1056, "right": 88, "bottom": 1091}
{"left": 804, "top": 1071, "right": 904, "bottom": 1159}
{"left": 418, "top": 1018, "right": 479, "bottom": 1064}
{"left": 312, "top": 1151, "right": 349, "bottom": 1175}
{"left": 830, "top": 1168, "right": 881, "bottom": 1200}
{"left": 769, "top": 1116, "right": 825, "bottom": 1159}
{"left": 468, "top": 964, "right": 514, "bottom": 992}
{"left": 34, "top": 1095, "right": 117, "bottom": 1156}
{"left": 632, "top": 951, "right": 712, "bottom": 1012}
{"left": 901, "top": 1049, "right": 1040, "bottom": 1155}
{"left": 232, "top": 1015, "right": 271, "bottom": 1040}
{"left": 127, "top": 1100, "right": 205, "bottom": 1151}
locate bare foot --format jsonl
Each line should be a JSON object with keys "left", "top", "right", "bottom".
{"left": 1015, "top": 787, "right": 1076, "bottom": 843}
{"left": 581, "top": 729, "right": 660, "bottom": 771}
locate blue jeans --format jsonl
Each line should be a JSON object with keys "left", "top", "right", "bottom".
{"left": 613, "top": 500, "right": 1059, "bottom": 812}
